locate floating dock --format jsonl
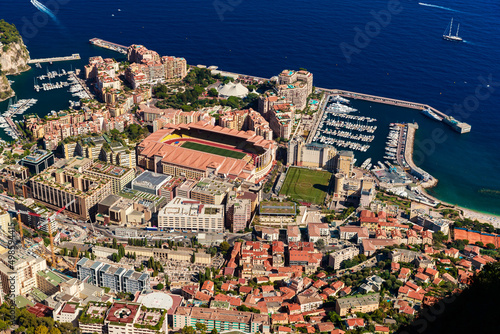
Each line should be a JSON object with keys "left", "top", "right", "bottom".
{"left": 28, "top": 54, "right": 81, "bottom": 64}
{"left": 89, "top": 38, "right": 128, "bottom": 54}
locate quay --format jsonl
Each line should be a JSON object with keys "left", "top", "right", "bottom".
{"left": 89, "top": 38, "right": 128, "bottom": 54}
{"left": 403, "top": 123, "right": 438, "bottom": 188}
{"left": 5, "top": 117, "right": 22, "bottom": 138}
{"left": 28, "top": 54, "right": 81, "bottom": 64}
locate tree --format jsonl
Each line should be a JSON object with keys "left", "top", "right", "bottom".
{"left": 220, "top": 241, "right": 230, "bottom": 253}
{"left": 486, "top": 243, "right": 496, "bottom": 249}
{"left": 475, "top": 241, "right": 484, "bottom": 247}
{"left": 315, "top": 239, "right": 325, "bottom": 249}
{"left": 181, "top": 326, "right": 195, "bottom": 334}
{"left": 49, "top": 328, "right": 61, "bottom": 334}
{"left": 195, "top": 323, "right": 207, "bottom": 332}
{"left": 155, "top": 283, "right": 164, "bottom": 290}
{"left": 35, "top": 325, "right": 48, "bottom": 334}
{"left": 191, "top": 253, "right": 196, "bottom": 263}
{"left": 71, "top": 246, "right": 79, "bottom": 258}
{"left": 208, "top": 88, "right": 218, "bottom": 97}
{"left": 210, "top": 329, "right": 218, "bottom": 334}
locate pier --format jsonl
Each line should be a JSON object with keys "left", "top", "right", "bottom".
{"left": 89, "top": 38, "right": 128, "bottom": 54}
{"left": 28, "top": 54, "right": 81, "bottom": 64}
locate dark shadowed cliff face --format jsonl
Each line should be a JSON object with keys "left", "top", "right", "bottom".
{"left": 0, "top": 19, "right": 30, "bottom": 101}
{"left": 397, "top": 262, "right": 500, "bottom": 334}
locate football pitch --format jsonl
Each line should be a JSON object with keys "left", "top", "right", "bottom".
{"left": 280, "top": 167, "right": 332, "bottom": 204}
{"left": 181, "top": 141, "right": 246, "bottom": 159}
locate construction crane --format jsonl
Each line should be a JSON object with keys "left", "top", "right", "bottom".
{"left": 37, "top": 199, "right": 77, "bottom": 267}
{"left": 7, "top": 209, "right": 42, "bottom": 248}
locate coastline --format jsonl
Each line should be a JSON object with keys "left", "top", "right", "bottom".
{"left": 419, "top": 188, "right": 500, "bottom": 229}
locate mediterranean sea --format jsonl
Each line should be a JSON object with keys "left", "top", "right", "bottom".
{"left": 1, "top": 0, "right": 499, "bottom": 215}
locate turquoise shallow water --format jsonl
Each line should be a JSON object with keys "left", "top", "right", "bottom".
{"left": 1, "top": 0, "right": 499, "bottom": 215}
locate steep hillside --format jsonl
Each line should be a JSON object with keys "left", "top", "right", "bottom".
{"left": 0, "top": 19, "right": 30, "bottom": 101}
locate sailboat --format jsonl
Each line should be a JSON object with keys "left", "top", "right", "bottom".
{"left": 443, "top": 18, "right": 463, "bottom": 42}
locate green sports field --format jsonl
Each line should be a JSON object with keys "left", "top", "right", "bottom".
{"left": 181, "top": 141, "right": 246, "bottom": 159}
{"left": 280, "top": 167, "right": 332, "bottom": 204}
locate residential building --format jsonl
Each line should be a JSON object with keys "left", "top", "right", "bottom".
{"left": 76, "top": 258, "right": 150, "bottom": 293}
{"left": 0, "top": 250, "right": 47, "bottom": 296}
{"left": 190, "top": 178, "right": 233, "bottom": 205}
{"left": 36, "top": 270, "right": 68, "bottom": 296}
{"left": 84, "top": 162, "right": 134, "bottom": 194}
{"left": 273, "top": 70, "right": 313, "bottom": 110}
{"left": 335, "top": 294, "right": 380, "bottom": 317}
{"left": 226, "top": 192, "right": 252, "bottom": 232}
{"left": 328, "top": 247, "right": 359, "bottom": 270}
{"left": 30, "top": 158, "right": 113, "bottom": 221}
{"left": 287, "top": 225, "right": 301, "bottom": 243}
{"left": 297, "top": 293, "right": 323, "bottom": 312}
{"left": 157, "top": 197, "right": 224, "bottom": 232}
{"left": 339, "top": 226, "right": 369, "bottom": 243}
{"left": 173, "top": 307, "right": 270, "bottom": 333}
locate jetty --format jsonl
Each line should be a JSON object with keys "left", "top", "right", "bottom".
{"left": 89, "top": 38, "right": 128, "bottom": 54}
{"left": 28, "top": 54, "right": 81, "bottom": 64}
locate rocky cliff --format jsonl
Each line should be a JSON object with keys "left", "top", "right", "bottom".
{"left": 0, "top": 75, "right": 14, "bottom": 102}
{"left": 0, "top": 20, "right": 31, "bottom": 101}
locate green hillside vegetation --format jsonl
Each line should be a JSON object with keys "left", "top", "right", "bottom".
{"left": 0, "top": 19, "right": 21, "bottom": 50}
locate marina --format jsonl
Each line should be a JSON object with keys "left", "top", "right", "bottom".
{"left": 0, "top": 98, "right": 37, "bottom": 140}
{"left": 318, "top": 88, "right": 471, "bottom": 134}
{"left": 311, "top": 94, "right": 377, "bottom": 152}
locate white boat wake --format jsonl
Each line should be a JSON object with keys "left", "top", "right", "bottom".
{"left": 30, "top": 0, "right": 59, "bottom": 22}
{"left": 418, "top": 2, "right": 463, "bottom": 13}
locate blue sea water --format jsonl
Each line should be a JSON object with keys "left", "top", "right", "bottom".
{"left": 1, "top": 0, "right": 499, "bottom": 215}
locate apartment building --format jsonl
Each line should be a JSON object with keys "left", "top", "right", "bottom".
{"left": 0, "top": 250, "right": 47, "bottom": 296}
{"left": 226, "top": 192, "right": 251, "bottom": 233}
{"left": 328, "top": 247, "right": 359, "bottom": 270}
{"left": 335, "top": 294, "right": 380, "bottom": 317}
{"left": 162, "top": 55, "right": 187, "bottom": 81}
{"left": 268, "top": 103, "right": 295, "bottom": 140}
{"left": 274, "top": 70, "right": 313, "bottom": 110}
{"left": 157, "top": 197, "right": 224, "bottom": 232}
{"left": 190, "top": 178, "right": 232, "bottom": 205}
{"left": 76, "top": 258, "right": 150, "bottom": 293}
{"left": 84, "top": 161, "right": 135, "bottom": 194}
{"left": 173, "top": 307, "right": 270, "bottom": 333}
{"left": 30, "top": 158, "right": 113, "bottom": 220}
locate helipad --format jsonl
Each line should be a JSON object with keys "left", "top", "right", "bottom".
{"left": 137, "top": 292, "right": 174, "bottom": 310}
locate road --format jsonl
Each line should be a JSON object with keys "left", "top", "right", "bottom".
{"left": 335, "top": 256, "right": 378, "bottom": 276}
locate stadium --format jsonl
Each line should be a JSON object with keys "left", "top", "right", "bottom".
{"left": 137, "top": 122, "right": 277, "bottom": 183}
